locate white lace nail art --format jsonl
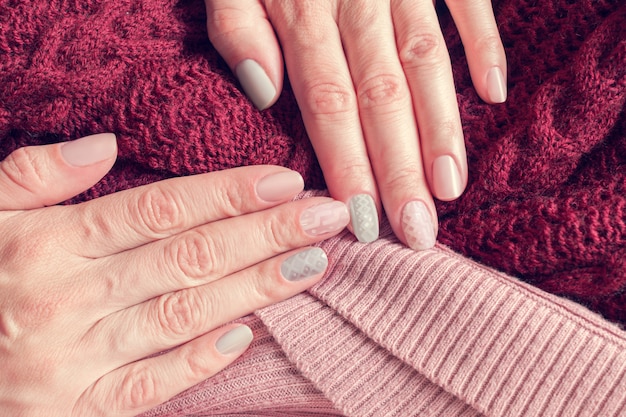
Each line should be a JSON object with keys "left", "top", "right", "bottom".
{"left": 402, "top": 201, "right": 436, "bottom": 251}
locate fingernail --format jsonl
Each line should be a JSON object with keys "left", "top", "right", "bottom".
{"left": 60, "top": 133, "right": 117, "bottom": 167}
{"left": 432, "top": 155, "right": 463, "bottom": 201}
{"left": 349, "top": 194, "right": 379, "bottom": 243}
{"left": 486, "top": 67, "right": 507, "bottom": 103}
{"left": 216, "top": 325, "right": 253, "bottom": 355}
{"left": 235, "top": 59, "right": 277, "bottom": 110}
{"left": 402, "top": 201, "right": 436, "bottom": 251}
{"left": 300, "top": 201, "right": 350, "bottom": 236}
{"left": 256, "top": 171, "right": 304, "bottom": 202}
{"left": 281, "top": 247, "right": 328, "bottom": 282}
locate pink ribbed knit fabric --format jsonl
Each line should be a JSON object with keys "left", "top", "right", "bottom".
{"left": 142, "top": 195, "right": 626, "bottom": 417}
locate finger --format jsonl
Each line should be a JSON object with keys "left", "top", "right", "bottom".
{"left": 205, "top": 0, "right": 283, "bottom": 110}
{"left": 92, "top": 197, "right": 348, "bottom": 308}
{"left": 65, "top": 166, "right": 305, "bottom": 257}
{"left": 446, "top": 0, "right": 507, "bottom": 104}
{"left": 75, "top": 324, "right": 253, "bottom": 417}
{"left": 88, "top": 247, "right": 327, "bottom": 366}
{"left": 392, "top": 0, "right": 468, "bottom": 202}
{"left": 266, "top": 2, "right": 381, "bottom": 243}
{"left": 337, "top": 1, "right": 438, "bottom": 251}
{"left": 0, "top": 133, "right": 117, "bottom": 211}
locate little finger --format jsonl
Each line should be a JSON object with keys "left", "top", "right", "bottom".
{"left": 74, "top": 324, "right": 253, "bottom": 417}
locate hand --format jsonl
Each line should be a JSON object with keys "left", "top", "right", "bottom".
{"left": 204, "top": 0, "right": 507, "bottom": 250}
{"left": 0, "top": 133, "right": 349, "bottom": 416}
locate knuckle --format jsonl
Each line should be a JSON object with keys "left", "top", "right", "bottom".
{"left": 323, "top": 156, "right": 372, "bottom": 184}
{"left": 156, "top": 291, "right": 205, "bottom": 337}
{"left": 473, "top": 34, "right": 503, "bottom": 55}
{"left": 249, "top": 264, "right": 284, "bottom": 303}
{"left": 357, "top": 73, "right": 409, "bottom": 110}
{"left": 133, "top": 187, "right": 184, "bottom": 238}
{"left": 206, "top": 7, "right": 252, "bottom": 41}
{"left": 260, "top": 211, "right": 293, "bottom": 253}
{"left": 210, "top": 183, "right": 246, "bottom": 218}
{"left": 423, "top": 119, "right": 462, "bottom": 143}
{"left": 168, "top": 230, "right": 220, "bottom": 282}
{"left": 399, "top": 30, "right": 445, "bottom": 68}
{"left": 302, "top": 81, "right": 356, "bottom": 118}
{"left": 118, "top": 365, "right": 160, "bottom": 412}
{"left": 0, "top": 146, "right": 49, "bottom": 196}
{"left": 380, "top": 166, "right": 425, "bottom": 192}
{"left": 181, "top": 344, "right": 217, "bottom": 380}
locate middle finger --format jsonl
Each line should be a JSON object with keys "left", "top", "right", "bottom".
{"left": 338, "top": 0, "right": 438, "bottom": 251}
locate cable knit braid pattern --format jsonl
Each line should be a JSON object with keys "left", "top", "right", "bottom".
{"left": 1, "top": 0, "right": 625, "bottom": 324}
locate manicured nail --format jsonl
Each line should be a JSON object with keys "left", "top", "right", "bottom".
{"left": 402, "top": 201, "right": 436, "bottom": 251}
{"left": 300, "top": 201, "right": 350, "bottom": 236}
{"left": 486, "top": 67, "right": 507, "bottom": 103}
{"left": 281, "top": 247, "right": 328, "bottom": 282}
{"left": 235, "top": 59, "right": 277, "bottom": 110}
{"left": 256, "top": 171, "right": 304, "bottom": 202}
{"left": 432, "top": 155, "right": 463, "bottom": 201}
{"left": 60, "top": 133, "right": 117, "bottom": 167}
{"left": 349, "top": 194, "right": 379, "bottom": 243}
{"left": 215, "top": 325, "right": 253, "bottom": 355}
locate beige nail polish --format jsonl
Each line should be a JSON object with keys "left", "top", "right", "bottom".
{"left": 486, "top": 67, "right": 507, "bottom": 103}
{"left": 256, "top": 171, "right": 304, "bottom": 202}
{"left": 432, "top": 155, "right": 463, "bottom": 201}
{"left": 235, "top": 59, "right": 277, "bottom": 110}
{"left": 60, "top": 133, "right": 117, "bottom": 167}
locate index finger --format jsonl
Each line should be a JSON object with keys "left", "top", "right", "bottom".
{"left": 64, "top": 166, "right": 304, "bottom": 258}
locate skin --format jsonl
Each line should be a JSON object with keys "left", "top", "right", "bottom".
{"left": 0, "top": 134, "right": 348, "bottom": 416}
{"left": 204, "top": 0, "right": 507, "bottom": 248}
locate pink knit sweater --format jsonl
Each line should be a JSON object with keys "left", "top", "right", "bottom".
{"left": 141, "top": 199, "right": 626, "bottom": 417}
{"left": 2, "top": 0, "right": 625, "bottom": 415}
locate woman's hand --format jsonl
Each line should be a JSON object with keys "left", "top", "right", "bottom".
{"left": 0, "top": 133, "right": 349, "bottom": 416}
{"left": 204, "top": 0, "right": 507, "bottom": 250}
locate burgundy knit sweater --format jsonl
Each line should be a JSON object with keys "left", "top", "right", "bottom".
{"left": 2, "top": 0, "right": 623, "bottom": 324}
{"left": 2, "top": 1, "right": 626, "bottom": 415}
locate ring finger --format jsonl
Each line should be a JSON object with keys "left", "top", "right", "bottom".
{"left": 392, "top": 0, "right": 468, "bottom": 202}
{"left": 85, "top": 246, "right": 328, "bottom": 366}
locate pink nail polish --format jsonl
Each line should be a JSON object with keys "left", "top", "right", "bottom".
{"left": 60, "top": 133, "right": 117, "bottom": 167}
{"left": 486, "top": 67, "right": 507, "bottom": 103}
{"left": 300, "top": 201, "right": 350, "bottom": 236}
{"left": 432, "top": 155, "right": 463, "bottom": 201}
{"left": 402, "top": 201, "right": 436, "bottom": 251}
{"left": 256, "top": 171, "right": 304, "bottom": 202}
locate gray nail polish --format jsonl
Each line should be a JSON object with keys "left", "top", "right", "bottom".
{"left": 280, "top": 247, "right": 328, "bottom": 282}
{"left": 235, "top": 59, "right": 276, "bottom": 110}
{"left": 349, "top": 194, "right": 379, "bottom": 243}
{"left": 216, "top": 325, "right": 253, "bottom": 355}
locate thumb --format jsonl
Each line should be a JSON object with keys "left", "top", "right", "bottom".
{"left": 0, "top": 133, "right": 117, "bottom": 210}
{"left": 205, "top": 0, "right": 284, "bottom": 110}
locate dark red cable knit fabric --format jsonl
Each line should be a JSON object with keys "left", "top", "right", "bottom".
{"left": 1, "top": 1, "right": 625, "bottom": 323}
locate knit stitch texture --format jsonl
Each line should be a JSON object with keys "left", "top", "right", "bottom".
{"left": 1, "top": 0, "right": 625, "bottom": 323}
